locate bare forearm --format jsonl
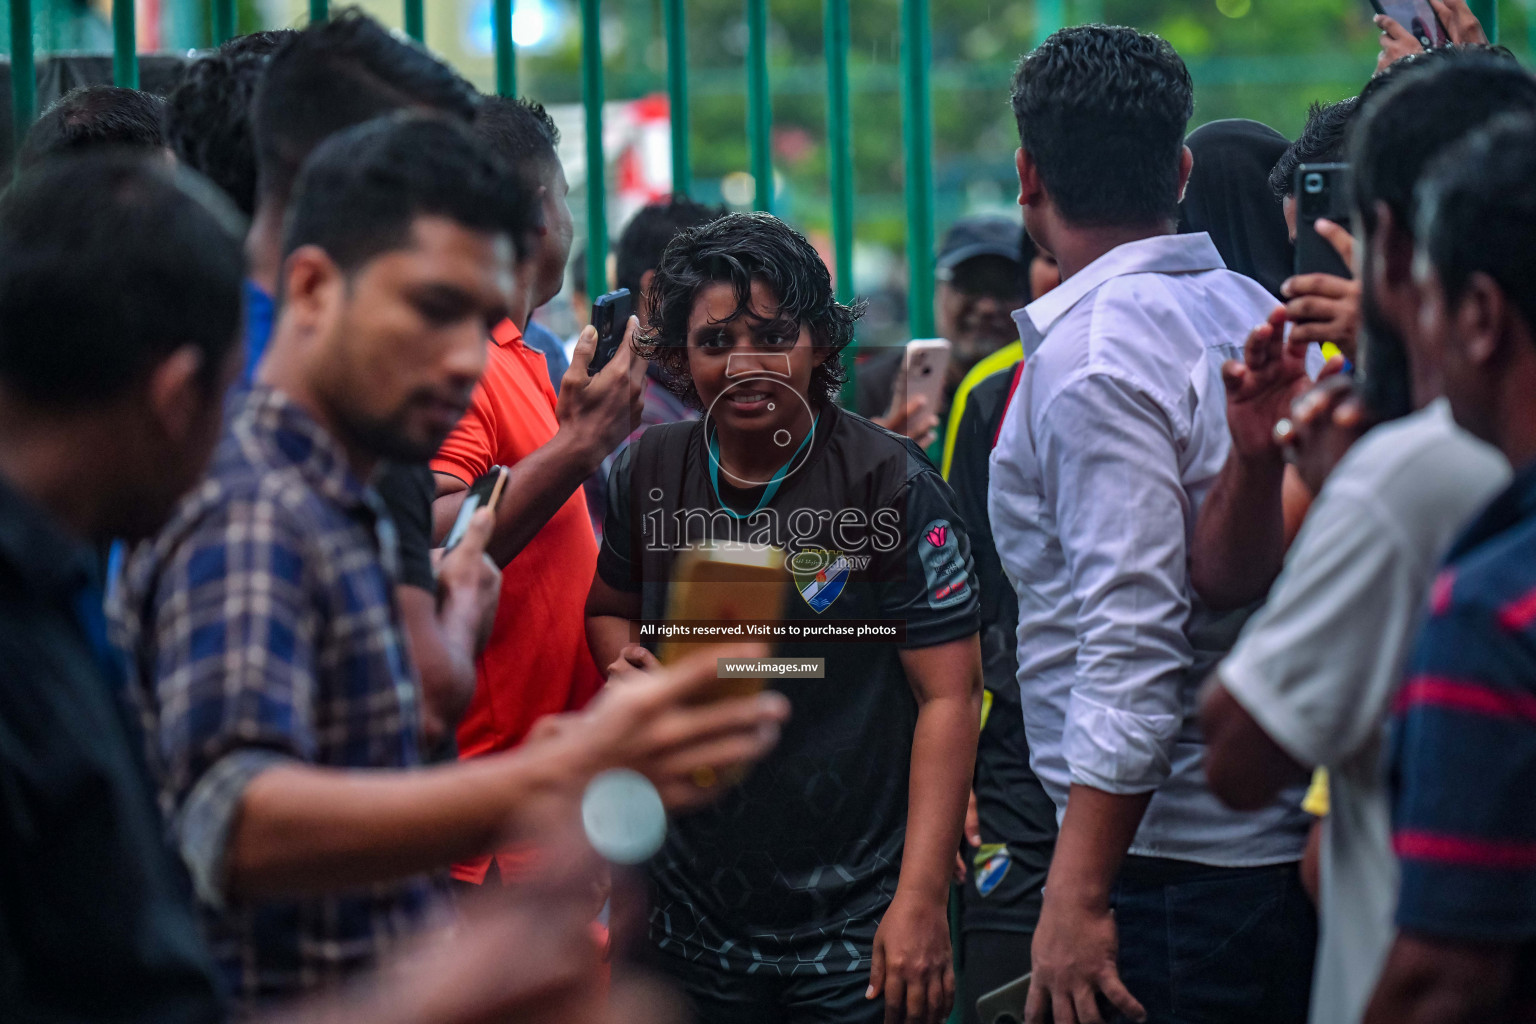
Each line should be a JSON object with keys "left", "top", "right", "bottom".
{"left": 397, "top": 586, "right": 477, "bottom": 750}
{"left": 226, "top": 743, "right": 588, "bottom": 898}
{"left": 899, "top": 693, "right": 980, "bottom": 904}
{"left": 1191, "top": 452, "right": 1286, "bottom": 610}
{"left": 434, "top": 434, "right": 600, "bottom": 566}
{"left": 1364, "top": 936, "right": 1515, "bottom": 1024}
{"left": 1046, "top": 785, "right": 1153, "bottom": 909}
{"left": 586, "top": 614, "right": 634, "bottom": 676}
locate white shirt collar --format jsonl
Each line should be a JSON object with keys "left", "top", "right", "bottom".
{"left": 1011, "top": 232, "right": 1227, "bottom": 357}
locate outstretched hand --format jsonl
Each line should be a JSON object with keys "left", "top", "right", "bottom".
{"left": 1221, "top": 307, "right": 1311, "bottom": 464}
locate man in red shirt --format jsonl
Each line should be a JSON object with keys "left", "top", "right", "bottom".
{"left": 431, "top": 97, "right": 644, "bottom": 885}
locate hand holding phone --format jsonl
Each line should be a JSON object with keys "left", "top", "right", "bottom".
{"left": 1293, "top": 164, "right": 1352, "bottom": 280}
{"left": 445, "top": 466, "right": 508, "bottom": 551}
{"left": 1369, "top": 0, "right": 1449, "bottom": 49}
{"left": 588, "top": 289, "right": 635, "bottom": 376}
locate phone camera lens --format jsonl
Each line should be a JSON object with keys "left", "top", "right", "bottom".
{"left": 1304, "top": 173, "right": 1324, "bottom": 194}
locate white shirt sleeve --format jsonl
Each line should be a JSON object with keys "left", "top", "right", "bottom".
{"left": 1037, "top": 371, "right": 1194, "bottom": 795}
{"left": 1218, "top": 490, "right": 1426, "bottom": 770}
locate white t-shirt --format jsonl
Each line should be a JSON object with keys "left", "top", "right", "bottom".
{"left": 1218, "top": 400, "right": 1509, "bottom": 1024}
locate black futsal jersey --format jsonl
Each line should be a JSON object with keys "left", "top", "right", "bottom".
{"left": 597, "top": 400, "right": 980, "bottom": 975}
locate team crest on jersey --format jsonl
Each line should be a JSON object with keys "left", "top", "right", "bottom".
{"left": 789, "top": 548, "right": 852, "bottom": 613}
{"left": 973, "top": 843, "right": 1012, "bottom": 897}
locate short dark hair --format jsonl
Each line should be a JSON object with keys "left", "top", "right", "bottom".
{"left": 1350, "top": 49, "right": 1536, "bottom": 239}
{"left": 253, "top": 9, "right": 478, "bottom": 205}
{"left": 638, "top": 212, "right": 863, "bottom": 409}
{"left": 0, "top": 155, "right": 245, "bottom": 409}
{"left": 615, "top": 195, "right": 727, "bottom": 298}
{"left": 17, "top": 86, "right": 166, "bottom": 169}
{"left": 283, "top": 113, "right": 527, "bottom": 277}
{"left": 165, "top": 32, "right": 297, "bottom": 217}
{"left": 1417, "top": 113, "right": 1536, "bottom": 346}
{"left": 1269, "top": 98, "right": 1359, "bottom": 200}
{"left": 472, "top": 96, "right": 560, "bottom": 193}
{"left": 1010, "top": 25, "right": 1194, "bottom": 228}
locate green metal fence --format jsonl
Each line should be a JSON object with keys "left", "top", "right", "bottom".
{"left": 0, "top": 0, "right": 1510, "bottom": 374}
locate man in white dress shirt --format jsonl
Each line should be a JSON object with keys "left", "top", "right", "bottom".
{"left": 988, "top": 25, "right": 1314, "bottom": 1024}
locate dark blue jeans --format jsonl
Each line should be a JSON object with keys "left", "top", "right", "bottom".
{"left": 1111, "top": 857, "right": 1316, "bottom": 1024}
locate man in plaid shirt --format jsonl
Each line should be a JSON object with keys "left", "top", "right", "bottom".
{"left": 117, "top": 114, "right": 792, "bottom": 1012}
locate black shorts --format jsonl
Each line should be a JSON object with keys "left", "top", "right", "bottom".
{"left": 958, "top": 659, "right": 1056, "bottom": 937}
{"left": 656, "top": 952, "right": 884, "bottom": 1024}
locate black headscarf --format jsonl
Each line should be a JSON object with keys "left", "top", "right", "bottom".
{"left": 1179, "top": 119, "right": 1294, "bottom": 300}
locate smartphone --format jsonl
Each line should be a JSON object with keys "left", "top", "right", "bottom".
{"left": 976, "top": 972, "right": 1031, "bottom": 1024}
{"left": 1368, "top": 0, "right": 1449, "bottom": 49}
{"left": 902, "top": 338, "right": 952, "bottom": 419}
{"left": 588, "top": 288, "right": 634, "bottom": 376}
{"left": 1294, "top": 164, "right": 1353, "bottom": 280}
{"left": 658, "top": 542, "right": 788, "bottom": 692}
{"left": 444, "top": 466, "right": 508, "bottom": 551}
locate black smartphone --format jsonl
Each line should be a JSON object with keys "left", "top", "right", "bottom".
{"left": 1294, "top": 163, "right": 1352, "bottom": 280}
{"left": 588, "top": 288, "right": 634, "bottom": 376}
{"left": 1368, "top": 0, "right": 1449, "bottom": 49}
{"left": 444, "top": 466, "right": 508, "bottom": 551}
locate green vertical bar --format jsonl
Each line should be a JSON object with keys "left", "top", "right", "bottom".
{"left": 900, "top": 0, "right": 935, "bottom": 338}
{"left": 404, "top": 0, "right": 424, "bottom": 42}
{"left": 746, "top": 0, "right": 773, "bottom": 212}
{"left": 825, "top": 0, "right": 857, "bottom": 403}
{"left": 1468, "top": 0, "right": 1498, "bottom": 41}
{"left": 582, "top": 0, "right": 607, "bottom": 296}
{"left": 494, "top": 0, "right": 516, "bottom": 96}
{"left": 1036, "top": 0, "right": 1064, "bottom": 43}
{"left": 113, "top": 0, "right": 138, "bottom": 89}
{"left": 212, "top": 0, "right": 237, "bottom": 44}
{"left": 9, "top": 0, "right": 35, "bottom": 156}
{"left": 309, "top": 0, "right": 329, "bottom": 25}
{"left": 664, "top": 0, "right": 690, "bottom": 195}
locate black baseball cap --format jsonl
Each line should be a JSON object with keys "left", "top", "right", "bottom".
{"left": 936, "top": 215, "right": 1025, "bottom": 280}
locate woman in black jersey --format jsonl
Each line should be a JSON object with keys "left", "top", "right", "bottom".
{"left": 585, "top": 213, "right": 982, "bottom": 1024}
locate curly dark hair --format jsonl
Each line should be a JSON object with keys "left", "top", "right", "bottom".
{"left": 637, "top": 212, "right": 864, "bottom": 409}
{"left": 165, "top": 32, "right": 296, "bottom": 217}
{"left": 1011, "top": 25, "right": 1193, "bottom": 228}
{"left": 1268, "top": 98, "right": 1358, "bottom": 201}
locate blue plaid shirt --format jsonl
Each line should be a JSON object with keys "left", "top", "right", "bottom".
{"left": 113, "top": 386, "right": 444, "bottom": 1011}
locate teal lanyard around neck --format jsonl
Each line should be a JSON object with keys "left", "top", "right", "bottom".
{"left": 707, "top": 415, "right": 820, "bottom": 520}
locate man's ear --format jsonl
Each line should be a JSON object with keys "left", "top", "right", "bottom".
{"left": 1459, "top": 271, "right": 1510, "bottom": 370}
{"left": 639, "top": 268, "right": 655, "bottom": 299}
{"left": 1177, "top": 145, "right": 1194, "bottom": 204}
{"left": 145, "top": 345, "right": 206, "bottom": 444}
{"left": 535, "top": 184, "right": 552, "bottom": 237}
{"left": 280, "top": 245, "right": 345, "bottom": 334}
{"left": 1016, "top": 148, "right": 1045, "bottom": 209}
{"left": 1373, "top": 201, "right": 1415, "bottom": 293}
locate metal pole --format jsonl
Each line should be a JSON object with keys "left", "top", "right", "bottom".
{"left": 900, "top": 0, "right": 935, "bottom": 338}
{"left": 404, "top": 0, "right": 424, "bottom": 42}
{"left": 581, "top": 0, "right": 608, "bottom": 296}
{"left": 1467, "top": 0, "right": 1498, "bottom": 41}
{"left": 664, "top": 0, "right": 690, "bottom": 195}
{"left": 746, "top": 0, "right": 773, "bottom": 212}
{"left": 113, "top": 0, "right": 138, "bottom": 89}
{"left": 825, "top": 0, "right": 857, "bottom": 403}
{"left": 9, "top": 0, "right": 35, "bottom": 156}
{"left": 212, "top": 0, "right": 237, "bottom": 45}
{"left": 494, "top": 0, "right": 516, "bottom": 95}
{"left": 309, "top": 0, "right": 329, "bottom": 25}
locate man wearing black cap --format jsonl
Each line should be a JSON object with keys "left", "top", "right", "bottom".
{"left": 858, "top": 215, "right": 1039, "bottom": 445}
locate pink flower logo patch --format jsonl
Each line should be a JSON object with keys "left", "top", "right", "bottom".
{"left": 925, "top": 525, "right": 948, "bottom": 548}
